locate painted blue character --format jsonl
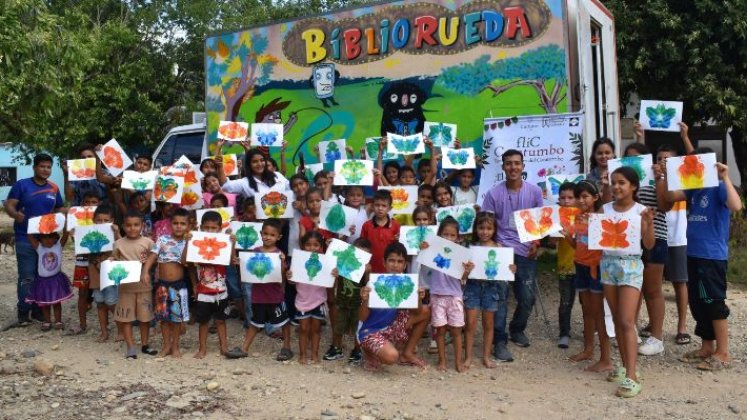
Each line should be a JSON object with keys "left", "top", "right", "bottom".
{"left": 309, "top": 63, "right": 340, "bottom": 108}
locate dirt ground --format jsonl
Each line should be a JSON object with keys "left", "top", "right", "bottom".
{"left": 1, "top": 223, "right": 746, "bottom": 419}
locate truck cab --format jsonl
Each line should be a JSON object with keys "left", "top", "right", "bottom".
{"left": 151, "top": 122, "right": 206, "bottom": 169}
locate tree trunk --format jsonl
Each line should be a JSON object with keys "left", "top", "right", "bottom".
{"left": 730, "top": 126, "right": 747, "bottom": 197}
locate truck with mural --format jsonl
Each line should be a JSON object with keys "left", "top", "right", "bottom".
{"left": 153, "top": 0, "right": 619, "bottom": 173}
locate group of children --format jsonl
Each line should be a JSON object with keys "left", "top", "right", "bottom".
{"left": 17, "top": 128, "right": 742, "bottom": 399}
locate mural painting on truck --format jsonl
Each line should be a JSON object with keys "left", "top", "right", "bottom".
{"left": 204, "top": 0, "right": 568, "bottom": 169}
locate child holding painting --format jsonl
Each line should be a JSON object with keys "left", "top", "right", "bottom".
{"left": 25, "top": 228, "right": 73, "bottom": 331}
{"left": 111, "top": 210, "right": 157, "bottom": 359}
{"left": 360, "top": 190, "right": 400, "bottom": 274}
{"left": 85, "top": 205, "right": 121, "bottom": 343}
{"left": 555, "top": 182, "right": 577, "bottom": 349}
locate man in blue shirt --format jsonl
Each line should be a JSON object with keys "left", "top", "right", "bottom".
{"left": 658, "top": 148, "right": 742, "bottom": 371}
{"left": 5, "top": 154, "right": 65, "bottom": 325}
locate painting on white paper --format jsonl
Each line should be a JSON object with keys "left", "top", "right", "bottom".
{"left": 369, "top": 274, "right": 419, "bottom": 309}
{"left": 239, "top": 252, "right": 283, "bottom": 283}
{"left": 588, "top": 213, "right": 642, "bottom": 254}
{"left": 318, "top": 201, "right": 358, "bottom": 235}
{"left": 251, "top": 123, "right": 284, "bottom": 147}
{"left": 386, "top": 133, "right": 424, "bottom": 155}
{"left": 217, "top": 120, "right": 249, "bottom": 142}
{"left": 666, "top": 153, "right": 719, "bottom": 191}
{"left": 470, "top": 246, "right": 515, "bottom": 281}
{"left": 96, "top": 138, "right": 133, "bottom": 177}
{"left": 254, "top": 188, "right": 295, "bottom": 219}
{"left": 121, "top": 170, "right": 157, "bottom": 191}
{"left": 364, "top": 137, "right": 397, "bottom": 161}
{"left": 442, "top": 147, "right": 476, "bottom": 169}
{"left": 67, "top": 158, "right": 97, "bottom": 181}
{"left": 378, "top": 186, "right": 418, "bottom": 215}
{"left": 435, "top": 205, "right": 477, "bottom": 234}
{"left": 608, "top": 155, "right": 655, "bottom": 187}
{"left": 186, "top": 232, "right": 232, "bottom": 266}
{"left": 399, "top": 225, "right": 437, "bottom": 255}
{"left": 639, "top": 100, "right": 683, "bottom": 132}
{"left": 99, "top": 260, "right": 142, "bottom": 290}
{"left": 424, "top": 122, "right": 457, "bottom": 147}
{"left": 74, "top": 224, "right": 114, "bottom": 255}
{"left": 229, "top": 221, "right": 264, "bottom": 250}
{"left": 333, "top": 159, "right": 374, "bottom": 186}
{"left": 416, "top": 234, "right": 470, "bottom": 279}
{"left": 27, "top": 214, "right": 66, "bottom": 234}
{"left": 66, "top": 206, "right": 97, "bottom": 232}
{"left": 545, "top": 174, "right": 585, "bottom": 202}
{"left": 196, "top": 207, "right": 234, "bottom": 231}
{"left": 153, "top": 175, "right": 184, "bottom": 204}
{"left": 290, "top": 249, "right": 336, "bottom": 287}
{"left": 318, "top": 139, "right": 347, "bottom": 163}
{"left": 325, "top": 238, "right": 372, "bottom": 284}
{"left": 513, "top": 205, "right": 562, "bottom": 242}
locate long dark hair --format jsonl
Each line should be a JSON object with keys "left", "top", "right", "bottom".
{"left": 245, "top": 149, "right": 277, "bottom": 192}
{"left": 610, "top": 166, "right": 640, "bottom": 201}
{"left": 589, "top": 137, "right": 615, "bottom": 170}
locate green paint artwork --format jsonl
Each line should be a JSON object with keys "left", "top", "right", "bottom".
{"left": 235, "top": 224, "right": 259, "bottom": 249}
{"left": 374, "top": 275, "right": 415, "bottom": 308}
{"left": 107, "top": 264, "right": 129, "bottom": 286}
{"left": 332, "top": 245, "right": 363, "bottom": 280}
{"left": 484, "top": 249, "right": 499, "bottom": 280}
{"left": 619, "top": 156, "right": 651, "bottom": 186}
{"left": 305, "top": 252, "right": 323, "bottom": 280}
{"left": 405, "top": 226, "right": 431, "bottom": 250}
{"left": 339, "top": 161, "right": 368, "bottom": 184}
{"left": 131, "top": 178, "right": 149, "bottom": 191}
{"left": 246, "top": 254, "right": 273, "bottom": 279}
{"left": 80, "top": 230, "right": 110, "bottom": 253}
{"left": 456, "top": 207, "right": 476, "bottom": 233}
{"left": 324, "top": 204, "right": 347, "bottom": 233}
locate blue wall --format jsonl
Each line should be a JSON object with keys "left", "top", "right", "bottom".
{"left": 0, "top": 144, "right": 65, "bottom": 202}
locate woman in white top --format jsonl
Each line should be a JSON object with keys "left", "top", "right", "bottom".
{"left": 215, "top": 140, "right": 290, "bottom": 198}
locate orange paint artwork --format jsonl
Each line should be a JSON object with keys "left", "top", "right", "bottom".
{"left": 38, "top": 214, "right": 60, "bottom": 234}
{"left": 181, "top": 190, "right": 200, "bottom": 206}
{"left": 391, "top": 188, "right": 410, "bottom": 210}
{"left": 70, "top": 207, "right": 95, "bottom": 226}
{"left": 558, "top": 207, "right": 580, "bottom": 231}
{"left": 519, "top": 207, "right": 554, "bottom": 236}
{"left": 678, "top": 155, "right": 705, "bottom": 189}
{"left": 223, "top": 155, "right": 236, "bottom": 175}
{"left": 102, "top": 146, "right": 124, "bottom": 169}
{"left": 193, "top": 237, "right": 228, "bottom": 261}
{"left": 69, "top": 159, "right": 96, "bottom": 179}
{"left": 599, "top": 219, "right": 630, "bottom": 249}
{"left": 218, "top": 121, "right": 248, "bottom": 141}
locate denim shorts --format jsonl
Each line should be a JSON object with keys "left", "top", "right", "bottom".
{"left": 601, "top": 256, "right": 644, "bottom": 290}
{"left": 463, "top": 279, "right": 500, "bottom": 312}
{"left": 225, "top": 265, "right": 242, "bottom": 300}
{"left": 574, "top": 263, "right": 602, "bottom": 293}
{"left": 643, "top": 238, "right": 668, "bottom": 265}
{"left": 92, "top": 286, "right": 118, "bottom": 306}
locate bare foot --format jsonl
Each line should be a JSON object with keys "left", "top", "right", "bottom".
{"left": 219, "top": 348, "right": 228, "bottom": 357}
{"left": 398, "top": 354, "right": 427, "bottom": 368}
{"left": 114, "top": 334, "right": 124, "bottom": 343}
{"left": 437, "top": 362, "right": 447, "bottom": 372}
{"left": 568, "top": 351, "right": 593, "bottom": 362}
{"left": 193, "top": 350, "right": 207, "bottom": 359}
{"left": 95, "top": 333, "right": 109, "bottom": 343}
{"left": 157, "top": 348, "right": 172, "bottom": 358}
{"left": 299, "top": 357, "right": 308, "bottom": 365}
{"left": 171, "top": 349, "right": 182, "bottom": 358}
{"left": 585, "top": 360, "right": 614, "bottom": 372}
{"left": 311, "top": 357, "right": 320, "bottom": 364}
{"left": 482, "top": 358, "right": 497, "bottom": 369}
{"left": 463, "top": 357, "right": 473, "bottom": 369}
{"left": 456, "top": 363, "right": 468, "bottom": 373}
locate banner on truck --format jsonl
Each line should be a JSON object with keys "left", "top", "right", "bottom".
{"left": 477, "top": 112, "right": 584, "bottom": 205}
{"left": 204, "top": 0, "right": 568, "bottom": 169}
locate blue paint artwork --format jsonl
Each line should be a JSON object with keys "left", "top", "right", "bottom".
{"left": 433, "top": 253, "right": 451, "bottom": 269}
{"left": 256, "top": 129, "right": 278, "bottom": 146}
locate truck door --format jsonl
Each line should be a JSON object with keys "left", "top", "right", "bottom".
{"left": 576, "top": 0, "right": 620, "bottom": 169}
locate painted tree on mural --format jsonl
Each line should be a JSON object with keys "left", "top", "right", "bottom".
{"left": 205, "top": 32, "right": 279, "bottom": 122}
{"left": 437, "top": 45, "right": 566, "bottom": 113}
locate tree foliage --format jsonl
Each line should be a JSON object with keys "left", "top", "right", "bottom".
{"left": 603, "top": 0, "right": 747, "bottom": 189}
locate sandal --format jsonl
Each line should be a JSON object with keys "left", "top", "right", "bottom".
{"left": 679, "top": 350, "right": 708, "bottom": 364}
{"left": 606, "top": 365, "right": 626, "bottom": 383}
{"left": 40, "top": 323, "right": 52, "bottom": 332}
{"left": 696, "top": 356, "right": 730, "bottom": 371}
{"left": 276, "top": 347, "right": 294, "bottom": 362}
{"left": 616, "top": 377, "right": 642, "bottom": 398}
{"left": 675, "top": 333, "right": 691, "bottom": 345}
{"left": 225, "top": 347, "right": 248, "bottom": 359}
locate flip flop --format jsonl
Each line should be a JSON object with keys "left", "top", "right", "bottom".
{"left": 675, "top": 333, "right": 691, "bottom": 345}
{"left": 225, "top": 347, "right": 248, "bottom": 359}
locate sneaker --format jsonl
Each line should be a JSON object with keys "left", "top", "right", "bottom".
{"left": 348, "top": 348, "right": 362, "bottom": 365}
{"left": 510, "top": 332, "right": 530, "bottom": 348}
{"left": 557, "top": 336, "right": 570, "bottom": 349}
{"left": 323, "top": 345, "right": 343, "bottom": 361}
{"left": 638, "top": 336, "right": 664, "bottom": 356}
{"left": 492, "top": 343, "right": 514, "bottom": 362}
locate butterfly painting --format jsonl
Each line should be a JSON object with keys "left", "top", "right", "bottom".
{"left": 442, "top": 147, "right": 476, "bottom": 169}
{"left": 469, "top": 246, "right": 515, "bottom": 281}
{"left": 369, "top": 274, "right": 419, "bottom": 309}
{"left": 436, "top": 205, "right": 477, "bottom": 234}
{"left": 333, "top": 160, "right": 373, "bottom": 186}
{"left": 364, "top": 137, "right": 397, "bottom": 161}
{"left": 66, "top": 206, "right": 96, "bottom": 231}
{"left": 153, "top": 176, "right": 184, "bottom": 203}
{"left": 186, "top": 232, "right": 232, "bottom": 265}
{"left": 121, "top": 170, "right": 157, "bottom": 191}
{"left": 545, "top": 174, "right": 585, "bottom": 201}
{"left": 251, "top": 123, "right": 284, "bottom": 147}
{"left": 387, "top": 133, "right": 424, "bottom": 155}
{"left": 230, "top": 222, "right": 263, "bottom": 250}
{"left": 639, "top": 100, "right": 683, "bottom": 132}
{"left": 326, "top": 238, "right": 371, "bottom": 283}
{"left": 424, "top": 122, "right": 456, "bottom": 147}
{"left": 217, "top": 120, "right": 249, "bottom": 141}
{"left": 96, "top": 139, "right": 133, "bottom": 177}
{"left": 67, "top": 158, "right": 97, "bottom": 181}
{"left": 513, "top": 206, "right": 562, "bottom": 242}
{"left": 399, "top": 225, "right": 437, "bottom": 255}
{"left": 254, "top": 189, "right": 295, "bottom": 219}
{"left": 416, "top": 234, "right": 470, "bottom": 279}
{"left": 607, "top": 155, "right": 655, "bottom": 187}
{"left": 588, "top": 213, "right": 642, "bottom": 254}
{"left": 290, "top": 249, "right": 335, "bottom": 287}
{"left": 666, "top": 153, "right": 718, "bottom": 191}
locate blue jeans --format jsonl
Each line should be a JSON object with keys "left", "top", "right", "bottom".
{"left": 16, "top": 240, "right": 40, "bottom": 321}
{"left": 493, "top": 255, "right": 537, "bottom": 345}
{"left": 241, "top": 282, "right": 253, "bottom": 328}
